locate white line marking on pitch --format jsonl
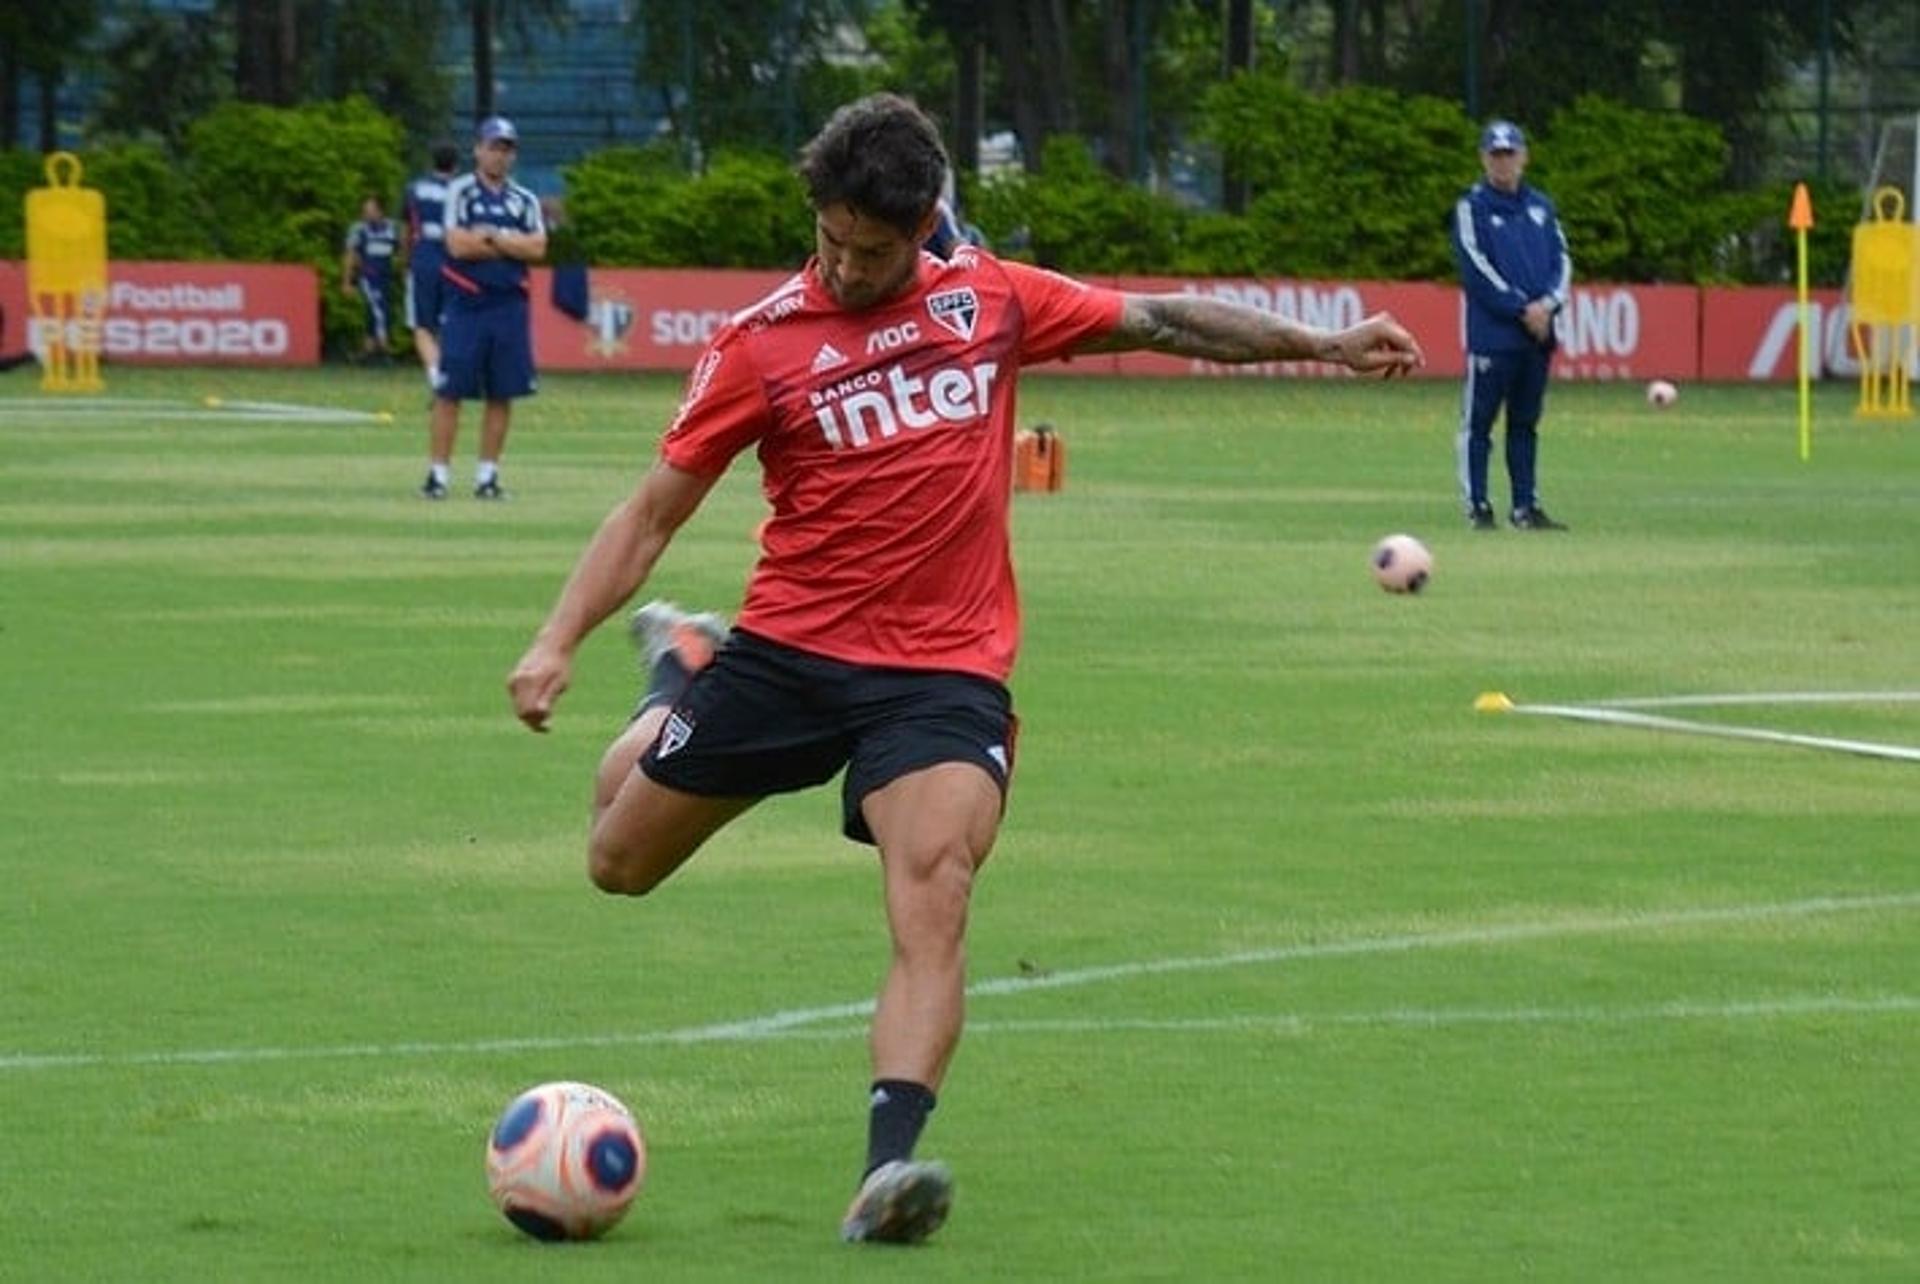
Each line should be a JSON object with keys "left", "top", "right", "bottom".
{"left": 0, "top": 397, "right": 387, "bottom": 425}
{"left": 1, "top": 891, "right": 1913, "bottom": 1074}
{"left": 1589, "top": 691, "right": 1920, "bottom": 710}
{"left": 1478, "top": 691, "right": 1920, "bottom": 763}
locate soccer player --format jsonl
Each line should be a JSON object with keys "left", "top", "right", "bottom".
{"left": 422, "top": 116, "right": 547, "bottom": 501}
{"left": 1450, "top": 119, "right": 1573, "bottom": 531}
{"left": 506, "top": 93, "right": 1421, "bottom": 1245}
{"left": 402, "top": 141, "right": 462, "bottom": 394}
{"left": 341, "top": 195, "right": 399, "bottom": 363}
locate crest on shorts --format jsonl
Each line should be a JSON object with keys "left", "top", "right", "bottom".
{"left": 658, "top": 711, "right": 694, "bottom": 758}
{"left": 926, "top": 288, "right": 979, "bottom": 341}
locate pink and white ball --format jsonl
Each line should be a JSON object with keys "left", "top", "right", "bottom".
{"left": 486, "top": 1081, "right": 646, "bottom": 1241}
{"left": 1646, "top": 379, "right": 1679, "bottom": 407}
{"left": 1371, "top": 533, "right": 1432, "bottom": 594}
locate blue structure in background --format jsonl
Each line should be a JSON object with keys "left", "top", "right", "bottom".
{"left": 441, "top": 1, "right": 669, "bottom": 194}
{"left": 5, "top": 0, "right": 671, "bottom": 198}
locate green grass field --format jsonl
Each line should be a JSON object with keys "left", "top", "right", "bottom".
{"left": 2, "top": 366, "right": 1915, "bottom": 1282}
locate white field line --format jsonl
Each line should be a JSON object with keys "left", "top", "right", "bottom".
{"left": 1588, "top": 691, "right": 1920, "bottom": 710}
{"left": 1, "top": 891, "right": 1913, "bottom": 1075}
{"left": 1511, "top": 702, "right": 1920, "bottom": 764}
{"left": 0, "top": 397, "right": 385, "bottom": 424}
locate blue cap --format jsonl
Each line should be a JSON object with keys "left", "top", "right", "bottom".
{"left": 476, "top": 116, "right": 519, "bottom": 145}
{"left": 1480, "top": 120, "right": 1525, "bottom": 153}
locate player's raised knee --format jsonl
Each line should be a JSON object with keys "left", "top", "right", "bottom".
{"left": 586, "top": 839, "right": 664, "bottom": 897}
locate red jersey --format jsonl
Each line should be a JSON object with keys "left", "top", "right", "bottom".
{"left": 660, "top": 248, "right": 1124, "bottom": 682}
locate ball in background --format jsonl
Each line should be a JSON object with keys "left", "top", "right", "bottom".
{"left": 486, "top": 1080, "right": 646, "bottom": 1241}
{"left": 1646, "top": 379, "right": 1679, "bottom": 407}
{"left": 1371, "top": 533, "right": 1432, "bottom": 594}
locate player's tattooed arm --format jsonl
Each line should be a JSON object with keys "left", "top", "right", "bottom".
{"left": 1088, "top": 294, "right": 1424, "bottom": 377}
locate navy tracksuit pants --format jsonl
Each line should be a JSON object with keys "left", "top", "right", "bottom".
{"left": 1458, "top": 346, "right": 1550, "bottom": 513}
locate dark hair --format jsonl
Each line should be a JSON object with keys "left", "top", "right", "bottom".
{"left": 431, "top": 141, "right": 460, "bottom": 172}
{"left": 797, "top": 93, "right": 947, "bottom": 236}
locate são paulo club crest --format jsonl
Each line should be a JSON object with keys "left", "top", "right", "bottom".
{"left": 586, "top": 289, "right": 636, "bottom": 358}
{"left": 926, "top": 287, "right": 979, "bottom": 341}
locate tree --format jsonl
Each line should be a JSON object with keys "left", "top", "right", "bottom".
{"left": 234, "top": 0, "right": 300, "bottom": 106}
{"left": 94, "top": 10, "right": 231, "bottom": 151}
{"left": 638, "top": 0, "right": 886, "bottom": 161}
{"left": 0, "top": 0, "right": 101, "bottom": 151}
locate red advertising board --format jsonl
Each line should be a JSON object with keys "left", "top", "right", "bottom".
{"left": 0, "top": 259, "right": 23, "bottom": 356}
{"left": 1101, "top": 277, "right": 1698, "bottom": 382}
{"left": 3, "top": 259, "right": 1854, "bottom": 383}
{"left": 530, "top": 267, "right": 791, "bottom": 372}
{"left": 0, "top": 260, "right": 319, "bottom": 365}
{"left": 1700, "top": 286, "right": 1849, "bottom": 380}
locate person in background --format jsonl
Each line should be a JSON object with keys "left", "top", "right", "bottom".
{"left": 342, "top": 195, "right": 399, "bottom": 363}
{"left": 422, "top": 116, "right": 546, "bottom": 501}
{"left": 506, "top": 93, "right": 1422, "bottom": 1246}
{"left": 402, "top": 141, "right": 462, "bottom": 394}
{"left": 1449, "top": 118, "right": 1572, "bottom": 531}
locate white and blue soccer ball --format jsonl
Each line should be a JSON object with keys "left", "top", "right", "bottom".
{"left": 1371, "top": 533, "right": 1432, "bottom": 594}
{"left": 486, "top": 1080, "right": 646, "bottom": 1241}
{"left": 1646, "top": 379, "right": 1679, "bottom": 408}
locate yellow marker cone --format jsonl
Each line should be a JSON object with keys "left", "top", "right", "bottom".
{"left": 1473, "top": 692, "right": 1515, "bottom": 713}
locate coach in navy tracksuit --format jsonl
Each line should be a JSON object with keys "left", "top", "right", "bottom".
{"left": 422, "top": 116, "right": 547, "bottom": 501}
{"left": 1450, "top": 120, "right": 1571, "bottom": 531}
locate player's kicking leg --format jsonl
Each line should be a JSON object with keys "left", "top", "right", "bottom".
{"left": 587, "top": 601, "right": 743, "bottom": 894}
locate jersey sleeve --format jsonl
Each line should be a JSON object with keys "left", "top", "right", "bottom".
{"left": 446, "top": 179, "right": 476, "bottom": 230}
{"left": 518, "top": 187, "right": 547, "bottom": 237}
{"left": 998, "top": 259, "right": 1125, "bottom": 365}
{"left": 658, "top": 330, "right": 772, "bottom": 477}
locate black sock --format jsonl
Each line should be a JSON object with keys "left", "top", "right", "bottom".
{"left": 635, "top": 650, "right": 691, "bottom": 716}
{"left": 864, "top": 1079, "right": 936, "bottom": 1180}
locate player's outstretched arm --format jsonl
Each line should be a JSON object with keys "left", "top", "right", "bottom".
{"left": 508, "top": 461, "right": 718, "bottom": 732}
{"left": 1089, "top": 294, "right": 1424, "bottom": 377}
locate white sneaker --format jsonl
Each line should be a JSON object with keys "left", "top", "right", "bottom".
{"left": 839, "top": 1159, "right": 953, "bottom": 1245}
{"left": 627, "top": 599, "right": 728, "bottom": 672}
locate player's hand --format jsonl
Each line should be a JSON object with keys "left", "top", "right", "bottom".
{"left": 1332, "top": 312, "right": 1424, "bottom": 379}
{"left": 508, "top": 642, "right": 572, "bottom": 733}
{"left": 1522, "top": 299, "right": 1554, "bottom": 342}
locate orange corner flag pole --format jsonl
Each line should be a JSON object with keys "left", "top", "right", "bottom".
{"left": 1788, "top": 182, "right": 1815, "bottom": 461}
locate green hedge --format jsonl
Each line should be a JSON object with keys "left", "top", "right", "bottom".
{"left": 185, "top": 96, "right": 404, "bottom": 353}
{"left": 0, "top": 88, "right": 1865, "bottom": 357}
{"left": 563, "top": 145, "right": 814, "bottom": 269}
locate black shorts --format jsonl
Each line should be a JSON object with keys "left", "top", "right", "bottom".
{"left": 638, "top": 630, "right": 1017, "bottom": 845}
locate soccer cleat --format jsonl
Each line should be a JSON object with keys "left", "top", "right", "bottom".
{"left": 473, "top": 478, "right": 508, "bottom": 501}
{"left": 840, "top": 1160, "right": 953, "bottom": 1245}
{"left": 628, "top": 599, "right": 728, "bottom": 673}
{"left": 1510, "top": 504, "right": 1568, "bottom": 531}
{"left": 1468, "top": 502, "right": 1496, "bottom": 531}
{"left": 419, "top": 473, "right": 448, "bottom": 500}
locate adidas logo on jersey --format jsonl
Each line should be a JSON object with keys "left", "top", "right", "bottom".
{"left": 811, "top": 342, "right": 849, "bottom": 373}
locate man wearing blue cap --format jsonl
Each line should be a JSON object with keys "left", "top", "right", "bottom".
{"left": 422, "top": 115, "right": 548, "bottom": 500}
{"left": 1449, "top": 119, "right": 1571, "bottom": 531}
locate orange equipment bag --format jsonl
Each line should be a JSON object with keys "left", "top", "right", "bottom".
{"left": 1013, "top": 423, "right": 1065, "bottom": 492}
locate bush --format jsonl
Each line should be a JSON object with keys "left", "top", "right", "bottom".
{"left": 186, "top": 96, "right": 405, "bottom": 354}
{"left": 970, "top": 135, "right": 1183, "bottom": 273}
{"left": 1196, "top": 71, "right": 1476, "bottom": 280}
{"left": 1527, "top": 96, "right": 1732, "bottom": 283}
{"left": 564, "top": 146, "right": 813, "bottom": 269}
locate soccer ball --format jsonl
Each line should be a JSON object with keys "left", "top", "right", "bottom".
{"left": 1370, "top": 533, "right": 1432, "bottom": 594}
{"left": 1646, "top": 379, "right": 1679, "bottom": 407}
{"left": 485, "top": 1080, "right": 646, "bottom": 1241}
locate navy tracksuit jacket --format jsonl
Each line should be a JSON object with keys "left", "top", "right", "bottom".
{"left": 1449, "top": 179, "right": 1572, "bottom": 512}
